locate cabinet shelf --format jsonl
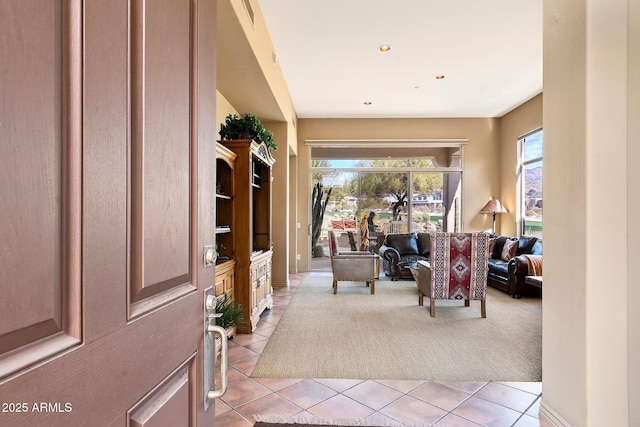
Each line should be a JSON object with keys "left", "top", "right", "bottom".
{"left": 215, "top": 143, "right": 237, "bottom": 303}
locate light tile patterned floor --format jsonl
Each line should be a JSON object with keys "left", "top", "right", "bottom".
{"left": 214, "top": 273, "right": 544, "bottom": 427}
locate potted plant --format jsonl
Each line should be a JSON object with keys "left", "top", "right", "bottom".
{"left": 215, "top": 294, "right": 246, "bottom": 338}
{"left": 219, "top": 113, "right": 277, "bottom": 151}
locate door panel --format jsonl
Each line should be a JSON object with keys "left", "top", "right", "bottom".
{"left": 128, "top": 357, "right": 195, "bottom": 427}
{"left": 130, "top": 0, "right": 195, "bottom": 314}
{"left": 0, "top": 0, "right": 81, "bottom": 379}
{"left": 0, "top": 0, "right": 218, "bottom": 425}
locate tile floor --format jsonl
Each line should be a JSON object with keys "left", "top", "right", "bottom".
{"left": 214, "top": 273, "right": 545, "bottom": 427}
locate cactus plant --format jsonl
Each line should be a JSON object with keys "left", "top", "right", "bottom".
{"left": 311, "top": 183, "right": 332, "bottom": 257}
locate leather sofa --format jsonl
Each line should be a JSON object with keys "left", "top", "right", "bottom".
{"left": 488, "top": 235, "right": 543, "bottom": 298}
{"left": 378, "top": 232, "right": 431, "bottom": 280}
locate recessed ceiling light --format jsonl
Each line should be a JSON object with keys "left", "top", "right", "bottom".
{"left": 378, "top": 45, "right": 392, "bottom": 52}
{"left": 364, "top": 101, "right": 372, "bottom": 105}
{"left": 435, "top": 75, "right": 445, "bottom": 80}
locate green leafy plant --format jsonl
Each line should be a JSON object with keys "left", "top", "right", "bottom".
{"left": 219, "top": 113, "right": 277, "bottom": 151}
{"left": 215, "top": 294, "right": 246, "bottom": 330}
{"left": 311, "top": 182, "right": 332, "bottom": 257}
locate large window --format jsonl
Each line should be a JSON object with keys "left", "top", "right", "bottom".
{"left": 518, "top": 129, "right": 543, "bottom": 237}
{"left": 311, "top": 157, "right": 462, "bottom": 256}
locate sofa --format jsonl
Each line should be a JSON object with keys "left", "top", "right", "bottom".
{"left": 378, "top": 232, "right": 431, "bottom": 280}
{"left": 488, "top": 234, "right": 543, "bottom": 298}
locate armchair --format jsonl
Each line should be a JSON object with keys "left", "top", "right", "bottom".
{"left": 417, "top": 232, "right": 490, "bottom": 317}
{"left": 328, "top": 230, "right": 378, "bottom": 294}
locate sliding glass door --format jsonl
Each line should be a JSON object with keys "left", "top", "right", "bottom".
{"left": 358, "top": 171, "right": 408, "bottom": 235}
{"left": 311, "top": 164, "right": 462, "bottom": 263}
{"left": 409, "top": 171, "right": 461, "bottom": 233}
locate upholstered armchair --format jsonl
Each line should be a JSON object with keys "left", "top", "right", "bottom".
{"left": 328, "top": 230, "right": 379, "bottom": 294}
{"left": 417, "top": 232, "right": 490, "bottom": 317}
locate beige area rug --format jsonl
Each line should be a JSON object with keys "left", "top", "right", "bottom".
{"left": 251, "top": 273, "right": 541, "bottom": 381}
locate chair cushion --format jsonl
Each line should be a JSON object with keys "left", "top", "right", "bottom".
{"left": 384, "top": 233, "right": 419, "bottom": 255}
{"left": 488, "top": 258, "right": 509, "bottom": 276}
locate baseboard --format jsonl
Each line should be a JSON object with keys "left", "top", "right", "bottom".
{"left": 539, "top": 400, "right": 572, "bottom": 426}
{"left": 272, "top": 279, "right": 289, "bottom": 287}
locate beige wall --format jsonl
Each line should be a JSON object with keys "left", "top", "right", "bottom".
{"left": 499, "top": 94, "right": 543, "bottom": 237}
{"left": 215, "top": 91, "right": 239, "bottom": 137}
{"left": 266, "top": 121, "right": 291, "bottom": 286}
{"left": 295, "top": 117, "right": 502, "bottom": 272}
{"left": 288, "top": 153, "right": 299, "bottom": 273}
{"left": 629, "top": 1, "right": 640, "bottom": 423}
{"left": 542, "top": 0, "right": 634, "bottom": 425}
{"left": 223, "top": 0, "right": 296, "bottom": 124}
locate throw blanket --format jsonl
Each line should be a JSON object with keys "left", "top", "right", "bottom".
{"left": 523, "top": 254, "right": 543, "bottom": 276}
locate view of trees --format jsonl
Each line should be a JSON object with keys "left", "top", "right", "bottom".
{"left": 312, "top": 159, "right": 445, "bottom": 222}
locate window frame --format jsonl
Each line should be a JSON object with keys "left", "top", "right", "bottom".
{"left": 517, "top": 128, "right": 543, "bottom": 237}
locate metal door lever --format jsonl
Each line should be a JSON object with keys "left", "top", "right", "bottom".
{"left": 206, "top": 324, "right": 228, "bottom": 400}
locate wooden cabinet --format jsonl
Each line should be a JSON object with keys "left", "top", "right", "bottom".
{"left": 215, "top": 143, "right": 237, "bottom": 300}
{"left": 214, "top": 260, "right": 236, "bottom": 300}
{"left": 220, "top": 139, "right": 275, "bottom": 333}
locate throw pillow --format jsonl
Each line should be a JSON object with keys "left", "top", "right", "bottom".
{"left": 501, "top": 239, "right": 518, "bottom": 261}
{"left": 488, "top": 238, "right": 496, "bottom": 258}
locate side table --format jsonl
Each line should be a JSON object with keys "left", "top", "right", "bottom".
{"left": 524, "top": 275, "right": 543, "bottom": 289}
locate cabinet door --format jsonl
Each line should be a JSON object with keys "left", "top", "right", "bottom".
{"left": 225, "top": 270, "right": 235, "bottom": 300}
{"left": 214, "top": 272, "right": 227, "bottom": 297}
{"left": 250, "top": 263, "right": 259, "bottom": 315}
{"left": 214, "top": 263, "right": 235, "bottom": 300}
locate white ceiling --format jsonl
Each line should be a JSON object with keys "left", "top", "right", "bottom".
{"left": 257, "top": 0, "right": 542, "bottom": 119}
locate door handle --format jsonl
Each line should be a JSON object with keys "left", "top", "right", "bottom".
{"left": 206, "top": 324, "right": 228, "bottom": 399}
{"left": 204, "top": 287, "right": 228, "bottom": 410}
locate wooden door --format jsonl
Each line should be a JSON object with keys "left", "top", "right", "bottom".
{"left": 0, "top": 1, "right": 218, "bottom": 426}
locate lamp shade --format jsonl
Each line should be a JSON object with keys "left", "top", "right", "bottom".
{"left": 480, "top": 198, "right": 507, "bottom": 214}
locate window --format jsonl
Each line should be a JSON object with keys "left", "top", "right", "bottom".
{"left": 518, "top": 129, "right": 543, "bottom": 237}
{"left": 310, "top": 156, "right": 463, "bottom": 260}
